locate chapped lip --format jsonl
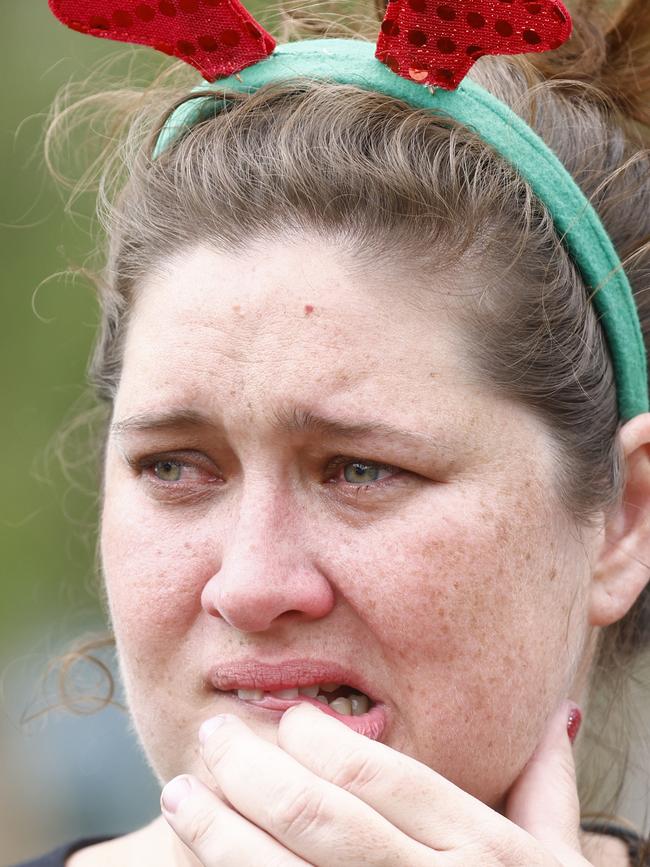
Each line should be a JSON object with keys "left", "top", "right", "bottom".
{"left": 207, "top": 658, "right": 380, "bottom": 703}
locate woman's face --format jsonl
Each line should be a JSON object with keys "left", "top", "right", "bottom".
{"left": 101, "top": 237, "right": 599, "bottom": 809}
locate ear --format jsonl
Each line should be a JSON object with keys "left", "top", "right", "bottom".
{"left": 589, "top": 412, "right": 650, "bottom": 627}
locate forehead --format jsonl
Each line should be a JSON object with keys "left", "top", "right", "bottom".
{"left": 122, "top": 237, "right": 468, "bottom": 396}
{"left": 115, "top": 238, "right": 539, "bottom": 456}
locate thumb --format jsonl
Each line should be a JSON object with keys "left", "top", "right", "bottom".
{"left": 505, "top": 701, "right": 585, "bottom": 860}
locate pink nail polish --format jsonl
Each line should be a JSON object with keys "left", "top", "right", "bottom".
{"left": 567, "top": 706, "right": 582, "bottom": 744}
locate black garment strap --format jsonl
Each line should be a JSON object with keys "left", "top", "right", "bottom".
{"left": 581, "top": 821, "right": 647, "bottom": 866}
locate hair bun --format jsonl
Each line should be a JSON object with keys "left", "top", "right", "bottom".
{"left": 530, "top": 0, "right": 650, "bottom": 133}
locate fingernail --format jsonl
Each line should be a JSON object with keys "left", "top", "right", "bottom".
{"left": 199, "top": 715, "right": 227, "bottom": 744}
{"left": 567, "top": 705, "right": 582, "bottom": 744}
{"left": 161, "top": 776, "right": 192, "bottom": 813}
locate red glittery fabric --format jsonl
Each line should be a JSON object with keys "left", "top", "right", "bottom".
{"left": 375, "top": 0, "right": 572, "bottom": 89}
{"left": 48, "top": 0, "right": 276, "bottom": 81}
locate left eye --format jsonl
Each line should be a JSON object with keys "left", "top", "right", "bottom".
{"left": 341, "top": 461, "right": 395, "bottom": 484}
{"left": 326, "top": 457, "right": 403, "bottom": 493}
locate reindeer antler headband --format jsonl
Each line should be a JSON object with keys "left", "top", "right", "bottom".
{"left": 49, "top": 0, "right": 649, "bottom": 421}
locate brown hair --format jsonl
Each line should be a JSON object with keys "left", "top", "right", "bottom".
{"left": 33, "top": 0, "right": 650, "bottom": 845}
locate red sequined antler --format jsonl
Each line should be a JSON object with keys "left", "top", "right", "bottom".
{"left": 49, "top": 0, "right": 276, "bottom": 82}
{"left": 375, "top": 0, "right": 572, "bottom": 90}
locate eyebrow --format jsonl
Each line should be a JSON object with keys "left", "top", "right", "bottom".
{"left": 109, "top": 406, "right": 443, "bottom": 451}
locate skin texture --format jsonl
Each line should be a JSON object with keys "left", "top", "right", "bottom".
{"left": 88, "top": 236, "right": 650, "bottom": 866}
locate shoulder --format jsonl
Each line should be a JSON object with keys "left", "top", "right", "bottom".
{"left": 9, "top": 817, "right": 168, "bottom": 867}
{"left": 63, "top": 818, "right": 176, "bottom": 867}
{"left": 6, "top": 837, "right": 118, "bottom": 867}
{"left": 65, "top": 838, "right": 122, "bottom": 867}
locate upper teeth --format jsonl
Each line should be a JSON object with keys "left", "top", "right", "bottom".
{"left": 319, "top": 682, "right": 341, "bottom": 692}
{"left": 233, "top": 683, "right": 370, "bottom": 716}
{"left": 270, "top": 688, "right": 304, "bottom": 699}
{"left": 296, "top": 684, "right": 319, "bottom": 697}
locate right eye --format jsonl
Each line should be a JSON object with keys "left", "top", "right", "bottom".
{"left": 148, "top": 459, "right": 184, "bottom": 483}
{"left": 130, "top": 451, "right": 222, "bottom": 498}
{"left": 138, "top": 456, "right": 205, "bottom": 485}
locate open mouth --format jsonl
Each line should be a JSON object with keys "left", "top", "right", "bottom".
{"left": 209, "top": 659, "right": 390, "bottom": 740}
{"left": 223, "top": 682, "right": 375, "bottom": 717}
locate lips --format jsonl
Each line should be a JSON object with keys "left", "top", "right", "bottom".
{"left": 207, "top": 657, "right": 380, "bottom": 704}
{"left": 206, "top": 658, "right": 389, "bottom": 741}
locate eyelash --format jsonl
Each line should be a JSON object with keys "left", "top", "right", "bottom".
{"left": 130, "top": 452, "right": 404, "bottom": 498}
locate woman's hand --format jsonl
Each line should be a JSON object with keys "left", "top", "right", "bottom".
{"left": 160, "top": 700, "right": 592, "bottom": 866}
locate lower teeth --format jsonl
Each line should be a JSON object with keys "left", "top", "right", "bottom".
{"left": 329, "top": 697, "right": 352, "bottom": 715}
{"left": 350, "top": 694, "right": 370, "bottom": 716}
{"left": 234, "top": 689, "right": 370, "bottom": 716}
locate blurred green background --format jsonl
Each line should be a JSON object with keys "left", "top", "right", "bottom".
{"left": 1, "top": 4, "right": 150, "bottom": 863}
{"left": 1, "top": 1, "right": 648, "bottom": 864}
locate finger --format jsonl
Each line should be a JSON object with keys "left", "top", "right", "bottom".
{"left": 505, "top": 701, "right": 589, "bottom": 863}
{"left": 278, "top": 702, "right": 507, "bottom": 850}
{"left": 199, "top": 712, "right": 440, "bottom": 866}
{"left": 161, "top": 773, "right": 310, "bottom": 866}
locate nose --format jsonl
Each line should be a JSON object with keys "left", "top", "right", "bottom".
{"left": 200, "top": 480, "right": 335, "bottom": 632}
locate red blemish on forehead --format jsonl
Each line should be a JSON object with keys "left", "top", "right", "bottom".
{"left": 304, "top": 304, "right": 314, "bottom": 316}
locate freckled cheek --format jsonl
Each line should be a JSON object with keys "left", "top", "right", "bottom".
{"left": 100, "top": 495, "right": 213, "bottom": 640}
{"left": 335, "top": 524, "right": 493, "bottom": 651}
{"left": 343, "top": 512, "right": 571, "bottom": 797}
{"left": 340, "top": 509, "right": 570, "bottom": 687}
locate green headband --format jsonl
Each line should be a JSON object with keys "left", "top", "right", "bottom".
{"left": 154, "top": 38, "right": 648, "bottom": 422}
